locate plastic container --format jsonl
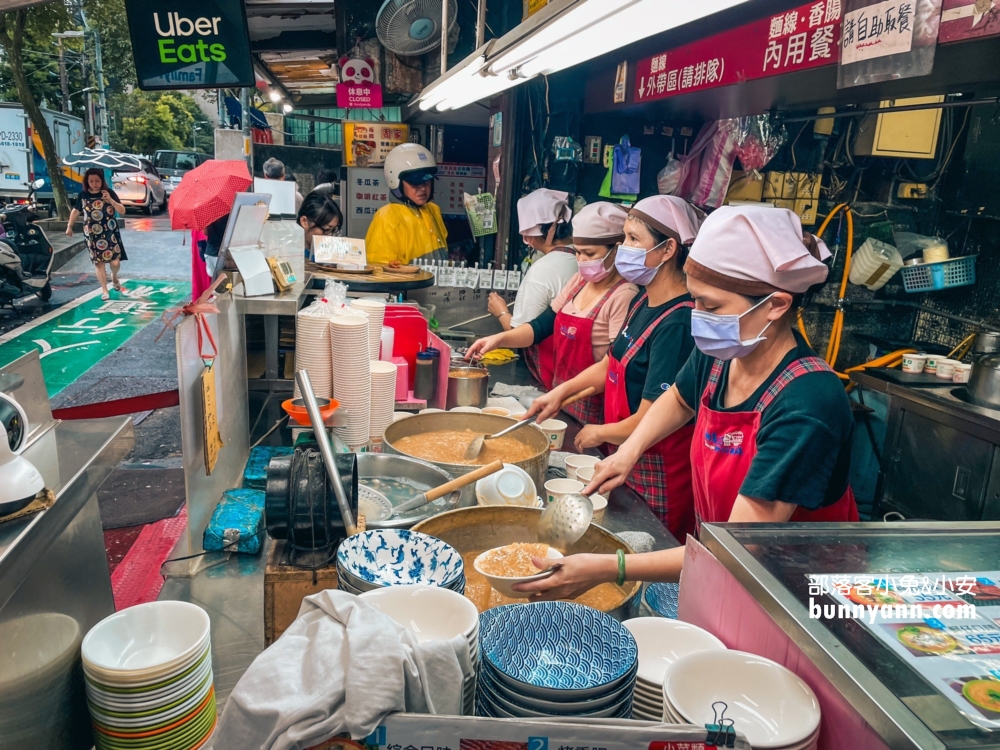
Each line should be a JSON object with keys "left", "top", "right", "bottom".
{"left": 413, "top": 352, "right": 437, "bottom": 400}
{"left": 901, "top": 353, "right": 927, "bottom": 374}
{"left": 935, "top": 359, "right": 959, "bottom": 380}
{"left": 848, "top": 238, "right": 903, "bottom": 291}
{"left": 900, "top": 255, "right": 977, "bottom": 293}
{"left": 925, "top": 355, "right": 943, "bottom": 373}
{"left": 953, "top": 363, "right": 972, "bottom": 384}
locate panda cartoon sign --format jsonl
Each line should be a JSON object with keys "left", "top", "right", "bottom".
{"left": 336, "top": 56, "right": 383, "bottom": 109}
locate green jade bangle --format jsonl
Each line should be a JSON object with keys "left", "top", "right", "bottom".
{"left": 616, "top": 549, "right": 627, "bottom": 586}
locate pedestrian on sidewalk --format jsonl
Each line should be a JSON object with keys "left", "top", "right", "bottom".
{"left": 66, "top": 168, "right": 128, "bottom": 301}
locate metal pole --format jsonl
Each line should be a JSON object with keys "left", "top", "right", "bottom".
{"left": 79, "top": 49, "right": 93, "bottom": 140}
{"left": 57, "top": 39, "right": 70, "bottom": 114}
{"left": 80, "top": 9, "right": 108, "bottom": 147}
{"left": 441, "top": 0, "right": 449, "bottom": 75}
{"left": 778, "top": 97, "right": 997, "bottom": 124}
{"left": 240, "top": 87, "right": 252, "bottom": 170}
{"left": 476, "top": 0, "right": 487, "bottom": 48}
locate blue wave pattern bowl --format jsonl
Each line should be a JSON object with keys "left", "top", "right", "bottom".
{"left": 644, "top": 582, "right": 679, "bottom": 619}
{"left": 476, "top": 601, "right": 637, "bottom": 717}
{"left": 336, "top": 529, "right": 464, "bottom": 589}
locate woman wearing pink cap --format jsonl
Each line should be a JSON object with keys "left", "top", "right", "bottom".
{"left": 525, "top": 195, "right": 703, "bottom": 541}
{"left": 467, "top": 202, "right": 638, "bottom": 424}
{"left": 515, "top": 206, "right": 858, "bottom": 599}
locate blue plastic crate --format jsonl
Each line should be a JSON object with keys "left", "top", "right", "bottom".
{"left": 900, "top": 255, "right": 977, "bottom": 293}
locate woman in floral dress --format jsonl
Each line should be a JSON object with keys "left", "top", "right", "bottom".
{"left": 66, "top": 168, "right": 127, "bottom": 300}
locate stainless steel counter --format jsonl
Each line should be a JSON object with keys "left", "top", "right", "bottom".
{"left": 237, "top": 277, "right": 310, "bottom": 397}
{"left": 701, "top": 521, "right": 1000, "bottom": 750}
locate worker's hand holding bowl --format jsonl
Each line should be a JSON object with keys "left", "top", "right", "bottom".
{"left": 511, "top": 553, "right": 615, "bottom": 601}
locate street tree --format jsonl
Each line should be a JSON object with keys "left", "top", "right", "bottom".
{"left": 0, "top": 5, "right": 75, "bottom": 219}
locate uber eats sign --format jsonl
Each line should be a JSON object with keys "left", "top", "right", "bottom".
{"left": 124, "top": 0, "right": 253, "bottom": 90}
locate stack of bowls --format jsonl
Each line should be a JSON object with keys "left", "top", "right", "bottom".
{"left": 337, "top": 529, "right": 465, "bottom": 594}
{"left": 476, "top": 601, "right": 637, "bottom": 719}
{"left": 358, "top": 584, "right": 479, "bottom": 715}
{"left": 622, "top": 618, "right": 726, "bottom": 721}
{"left": 369, "top": 361, "right": 398, "bottom": 442}
{"left": 664, "top": 650, "right": 821, "bottom": 749}
{"left": 81, "top": 602, "right": 215, "bottom": 750}
{"left": 330, "top": 315, "right": 372, "bottom": 450}
{"left": 645, "top": 582, "right": 679, "bottom": 618}
{"left": 352, "top": 297, "right": 386, "bottom": 360}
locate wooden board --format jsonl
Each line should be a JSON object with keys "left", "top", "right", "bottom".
{"left": 201, "top": 365, "right": 223, "bottom": 475}
{"left": 306, "top": 261, "right": 433, "bottom": 285}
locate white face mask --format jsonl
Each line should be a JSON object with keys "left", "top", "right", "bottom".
{"left": 690, "top": 294, "right": 775, "bottom": 361}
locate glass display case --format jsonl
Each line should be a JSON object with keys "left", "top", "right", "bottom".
{"left": 701, "top": 522, "right": 1000, "bottom": 750}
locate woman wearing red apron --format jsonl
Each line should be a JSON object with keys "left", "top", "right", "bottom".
{"left": 515, "top": 206, "right": 859, "bottom": 601}
{"left": 486, "top": 189, "right": 578, "bottom": 386}
{"left": 468, "top": 203, "right": 637, "bottom": 423}
{"left": 528, "top": 196, "right": 704, "bottom": 540}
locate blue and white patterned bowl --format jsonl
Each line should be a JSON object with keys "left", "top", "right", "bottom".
{"left": 337, "top": 530, "right": 464, "bottom": 588}
{"left": 476, "top": 680, "right": 633, "bottom": 720}
{"left": 644, "top": 582, "right": 679, "bottom": 619}
{"left": 478, "top": 660, "right": 634, "bottom": 714}
{"left": 479, "top": 602, "right": 638, "bottom": 700}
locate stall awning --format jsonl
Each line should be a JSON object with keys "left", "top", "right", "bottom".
{"left": 415, "top": 0, "right": 761, "bottom": 112}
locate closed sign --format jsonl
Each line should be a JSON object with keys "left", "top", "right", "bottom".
{"left": 123, "top": 0, "right": 253, "bottom": 90}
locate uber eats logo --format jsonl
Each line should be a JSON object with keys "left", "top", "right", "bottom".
{"left": 154, "top": 13, "right": 227, "bottom": 63}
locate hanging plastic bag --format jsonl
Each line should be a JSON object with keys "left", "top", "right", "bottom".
{"left": 674, "top": 121, "right": 739, "bottom": 209}
{"left": 657, "top": 153, "right": 681, "bottom": 195}
{"left": 728, "top": 115, "right": 786, "bottom": 177}
{"left": 599, "top": 161, "right": 638, "bottom": 202}
{"left": 611, "top": 135, "right": 641, "bottom": 195}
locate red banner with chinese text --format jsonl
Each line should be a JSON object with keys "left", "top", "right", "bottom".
{"left": 634, "top": 0, "right": 843, "bottom": 103}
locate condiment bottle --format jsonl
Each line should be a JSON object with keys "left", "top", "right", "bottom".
{"left": 414, "top": 351, "right": 437, "bottom": 400}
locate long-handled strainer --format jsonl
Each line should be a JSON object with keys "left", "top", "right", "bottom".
{"left": 537, "top": 492, "right": 594, "bottom": 552}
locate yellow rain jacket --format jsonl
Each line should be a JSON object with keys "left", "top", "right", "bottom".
{"left": 365, "top": 202, "right": 448, "bottom": 266}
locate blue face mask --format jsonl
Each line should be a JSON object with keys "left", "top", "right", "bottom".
{"left": 690, "top": 294, "right": 775, "bottom": 360}
{"left": 614, "top": 240, "right": 667, "bottom": 286}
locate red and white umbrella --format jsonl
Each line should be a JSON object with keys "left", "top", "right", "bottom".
{"left": 168, "top": 160, "right": 252, "bottom": 231}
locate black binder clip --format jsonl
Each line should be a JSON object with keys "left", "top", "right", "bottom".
{"left": 704, "top": 701, "right": 737, "bottom": 748}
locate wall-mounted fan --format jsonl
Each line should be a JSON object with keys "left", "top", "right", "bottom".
{"left": 376, "top": 0, "right": 458, "bottom": 56}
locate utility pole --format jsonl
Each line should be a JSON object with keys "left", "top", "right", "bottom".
{"left": 79, "top": 9, "right": 108, "bottom": 147}
{"left": 79, "top": 45, "right": 93, "bottom": 140}
{"left": 56, "top": 38, "right": 70, "bottom": 114}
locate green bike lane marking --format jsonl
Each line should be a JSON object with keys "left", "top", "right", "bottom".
{"left": 0, "top": 280, "right": 191, "bottom": 396}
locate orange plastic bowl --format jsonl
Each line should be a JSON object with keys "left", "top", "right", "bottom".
{"left": 281, "top": 397, "right": 339, "bottom": 426}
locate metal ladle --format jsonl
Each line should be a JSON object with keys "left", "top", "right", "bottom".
{"left": 462, "top": 387, "right": 596, "bottom": 460}
{"left": 537, "top": 492, "right": 594, "bottom": 552}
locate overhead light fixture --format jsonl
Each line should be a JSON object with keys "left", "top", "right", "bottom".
{"left": 282, "top": 103, "right": 293, "bottom": 113}
{"left": 416, "top": 0, "right": 751, "bottom": 111}
{"left": 269, "top": 89, "right": 281, "bottom": 103}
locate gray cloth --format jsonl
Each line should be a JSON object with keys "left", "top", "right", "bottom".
{"left": 212, "top": 590, "right": 471, "bottom": 750}
{"left": 616, "top": 530, "right": 656, "bottom": 553}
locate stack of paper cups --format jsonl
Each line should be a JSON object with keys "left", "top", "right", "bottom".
{"left": 369, "top": 361, "right": 397, "bottom": 442}
{"left": 330, "top": 315, "right": 371, "bottom": 448}
{"left": 293, "top": 307, "right": 332, "bottom": 401}
{"left": 352, "top": 298, "right": 386, "bottom": 360}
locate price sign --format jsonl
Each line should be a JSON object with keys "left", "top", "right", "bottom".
{"left": 314, "top": 236, "right": 367, "bottom": 268}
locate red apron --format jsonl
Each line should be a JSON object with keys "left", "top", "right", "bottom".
{"left": 603, "top": 294, "right": 696, "bottom": 541}
{"left": 522, "top": 246, "right": 575, "bottom": 388}
{"left": 691, "top": 356, "right": 860, "bottom": 532}
{"left": 543, "top": 277, "right": 626, "bottom": 425}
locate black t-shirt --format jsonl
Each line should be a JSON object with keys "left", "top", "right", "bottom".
{"left": 608, "top": 293, "right": 695, "bottom": 415}
{"left": 74, "top": 189, "right": 121, "bottom": 212}
{"left": 674, "top": 331, "right": 853, "bottom": 510}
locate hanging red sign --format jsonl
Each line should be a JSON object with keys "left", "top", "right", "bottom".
{"left": 634, "top": 0, "right": 843, "bottom": 103}
{"left": 939, "top": 0, "right": 1000, "bottom": 43}
{"left": 336, "top": 82, "right": 383, "bottom": 109}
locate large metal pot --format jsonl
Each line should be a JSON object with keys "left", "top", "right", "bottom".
{"left": 974, "top": 332, "right": 1000, "bottom": 360}
{"left": 445, "top": 365, "right": 489, "bottom": 409}
{"left": 355, "top": 453, "right": 459, "bottom": 529}
{"left": 968, "top": 355, "right": 1000, "bottom": 409}
{"left": 412, "top": 506, "right": 641, "bottom": 621}
{"left": 382, "top": 412, "right": 549, "bottom": 505}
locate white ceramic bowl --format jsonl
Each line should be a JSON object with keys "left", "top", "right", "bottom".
{"left": 451, "top": 406, "right": 482, "bottom": 413}
{"left": 565, "top": 454, "right": 600, "bottom": 481}
{"left": 81, "top": 601, "right": 211, "bottom": 677}
{"left": 474, "top": 546, "right": 564, "bottom": 598}
{"left": 358, "top": 584, "right": 479, "bottom": 642}
{"left": 482, "top": 407, "right": 511, "bottom": 417}
{"left": 419, "top": 408, "right": 444, "bottom": 414}
{"left": 623, "top": 618, "right": 725, "bottom": 687}
{"left": 544, "top": 478, "right": 584, "bottom": 504}
{"left": 665, "top": 650, "right": 820, "bottom": 748}
{"left": 536, "top": 419, "right": 568, "bottom": 449}
{"left": 476, "top": 464, "right": 537, "bottom": 507}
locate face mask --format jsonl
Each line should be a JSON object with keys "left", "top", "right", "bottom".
{"left": 614, "top": 240, "right": 666, "bottom": 286}
{"left": 690, "top": 294, "right": 776, "bottom": 360}
{"left": 577, "top": 250, "right": 614, "bottom": 283}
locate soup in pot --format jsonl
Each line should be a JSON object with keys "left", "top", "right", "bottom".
{"left": 393, "top": 429, "right": 537, "bottom": 466}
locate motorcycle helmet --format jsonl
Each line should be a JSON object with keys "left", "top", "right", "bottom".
{"left": 384, "top": 143, "right": 437, "bottom": 202}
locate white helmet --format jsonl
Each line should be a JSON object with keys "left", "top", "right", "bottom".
{"left": 384, "top": 143, "right": 437, "bottom": 190}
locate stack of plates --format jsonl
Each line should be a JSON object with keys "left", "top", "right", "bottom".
{"left": 369, "top": 361, "right": 398, "bottom": 441}
{"left": 476, "top": 602, "right": 637, "bottom": 719}
{"left": 644, "top": 582, "right": 679, "bottom": 618}
{"left": 81, "top": 602, "right": 216, "bottom": 750}
{"left": 352, "top": 298, "right": 386, "bottom": 360}
{"left": 330, "top": 315, "right": 372, "bottom": 449}
{"left": 622, "top": 618, "right": 726, "bottom": 721}
{"left": 294, "top": 308, "right": 332, "bottom": 400}
{"left": 664, "top": 650, "right": 821, "bottom": 749}
{"left": 358, "top": 584, "right": 479, "bottom": 715}
{"left": 0, "top": 613, "right": 82, "bottom": 747}
{"left": 337, "top": 529, "right": 465, "bottom": 595}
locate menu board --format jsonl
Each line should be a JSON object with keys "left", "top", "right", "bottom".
{"left": 812, "top": 571, "right": 1000, "bottom": 730}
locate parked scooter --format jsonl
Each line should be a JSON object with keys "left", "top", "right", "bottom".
{"left": 0, "top": 179, "right": 54, "bottom": 305}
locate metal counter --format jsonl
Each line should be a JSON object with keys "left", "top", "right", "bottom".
{"left": 236, "top": 277, "right": 310, "bottom": 396}
{"left": 0, "top": 352, "right": 133, "bottom": 749}
{"left": 701, "top": 521, "right": 1000, "bottom": 750}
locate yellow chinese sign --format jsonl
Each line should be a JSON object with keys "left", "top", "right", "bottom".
{"left": 343, "top": 121, "right": 409, "bottom": 167}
